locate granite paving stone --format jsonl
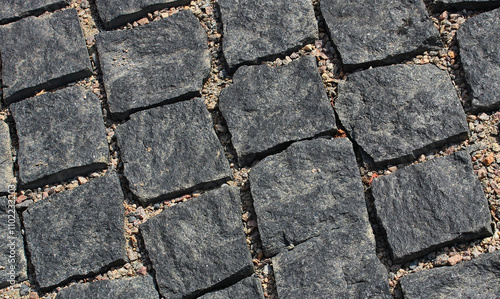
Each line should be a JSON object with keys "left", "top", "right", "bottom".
{"left": 320, "top": 0, "right": 441, "bottom": 70}
{"left": 141, "top": 186, "right": 253, "bottom": 298}
{"left": 116, "top": 98, "right": 231, "bottom": 204}
{"left": 95, "top": 0, "right": 190, "bottom": 29}
{"left": 0, "top": 122, "right": 14, "bottom": 194}
{"left": 250, "top": 138, "right": 368, "bottom": 257}
{"left": 273, "top": 224, "right": 391, "bottom": 298}
{"left": 336, "top": 64, "right": 469, "bottom": 165}
{"left": 0, "top": 197, "right": 27, "bottom": 288}
{"left": 219, "top": 56, "right": 336, "bottom": 166}
{"left": 0, "top": 0, "right": 68, "bottom": 24}
{"left": 56, "top": 275, "right": 159, "bottom": 299}
{"left": 457, "top": 8, "right": 500, "bottom": 111}
{"left": 0, "top": 9, "right": 92, "bottom": 104}
{"left": 96, "top": 10, "right": 210, "bottom": 117}
{"left": 23, "top": 173, "right": 127, "bottom": 289}
{"left": 372, "top": 151, "right": 493, "bottom": 264}
{"left": 199, "top": 276, "right": 264, "bottom": 299}
{"left": 219, "top": 0, "right": 317, "bottom": 70}
{"left": 11, "top": 86, "right": 109, "bottom": 189}
{"left": 400, "top": 251, "right": 500, "bottom": 298}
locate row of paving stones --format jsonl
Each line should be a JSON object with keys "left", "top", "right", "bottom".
{"left": 1, "top": 1, "right": 499, "bottom": 113}
{"left": 0, "top": 1, "right": 499, "bottom": 298}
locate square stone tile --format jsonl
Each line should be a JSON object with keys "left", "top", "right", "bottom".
{"left": 96, "top": 10, "right": 210, "bottom": 117}
{"left": 0, "top": 122, "right": 14, "bottom": 194}
{"left": 115, "top": 98, "right": 231, "bottom": 204}
{"left": 11, "top": 86, "right": 109, "bottom": 188}
{"left": 0, "top": 0, "right": 68, "bottom": 24}
{"left": 23, "top": 173, "right": 127, "bottom": 289}
{"left": 0, "top": 9, "right": 92, "bottom": 103}
{"left": 219, "top": 56, "right": 336, "bottom": 166}
{"left": 141, "top": 186, "right": 253, "bottom": 298}
{"left": 219, "top": 0, "right": 317, "bottom": 70}
{"left": 336, "top": 64, "right": 468, "bottom": 165}
{"left": 372, "top": 151, "right": 493, "bottom": 263}
{"left": 321, "top": 0, "right": 441, "bottom": 70}
{"left": 250, "top": 138, "right": 367, "bottom": 257}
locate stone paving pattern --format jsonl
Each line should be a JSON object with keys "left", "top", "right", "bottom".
{"left": 457, "top": 7, "right": 500, "bottom": 111}
{"left": 22, "top": 174, "right": 126, "bottom": 289}
{"left": 0, "top": 0, "right": 499, "bottom": 298}
{"left": 219, "top": 56, "right": 336, "bottom": 165}
{"left": 96, "top": 10, "right": 210, "bottom": 117}
{"left": 0, "top": 9, "right": 91, "bottom": 103}
{"left": 373, "top": 151, "right": 492, "bottom": 263}
{"left": 11, "top": 86, "right": 109, "bottom": 189}
{"left": 336, "top": 63, "right": 469, "bottom": 165}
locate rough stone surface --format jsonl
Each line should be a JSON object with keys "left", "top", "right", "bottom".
{"left": 11, "top": 86, "right": 109, "bottom": 189}
{"left": 96, "top": 0, "right": 190, "bottom": 29}
{"left": 0, "top": 197, "right": 27, "bottom": 288}
{"left": 199, "top": 276, "right": 265, "bottom": 299}
{"left": 56, "top": 275, "right": 159, "bottom": 299}
{"left": 219, "top": 0, "right": 318, "bottom": 70}
{"left": 141, "top": 186, "right": 253, "bottom": 298}
{"left": 0, "top": 122, "right": 14, "bottom": 194}
{"left": 429, "top": 0, "right": 500, "bottom": 11}
{"left": 219, "top": 56, "right": 336, "bottom": 165}
{"left": 336, "top": 64, "right": 468, "bottom": 165}
{"left": 0, "top": 9, "right": 92, "bottom": 103}
{"left": 23, "top": 173, "right": 127, "bottom": 289}
{"left": 372, "top": 151, "right": 493, "bottom": 264}
{"left": 250, "top": 138, "right": 367, "bottom": 257}
{"left": 116, "top": 98, "right": 231, "bottom": 204}
{"left": 0, "top": 0, "right": 68, "bottom": 24}
{"left": 457, "top": 8, "right": 500, "bottom": 111}
{"left": 96, "top": 10, "right": 210, "bottom": 117}
{"left": 273, "top": 224, "right": 391, "bottom": 298}
{"left": 401, "top": 251, "right": 500, "bottom": 298}
{"left": 320, "top": 0, "right": 441, "bottom": 70}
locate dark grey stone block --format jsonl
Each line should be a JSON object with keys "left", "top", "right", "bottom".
{"left": 56, "top": 275, "right": 159, "bottom": 299}
{"left": 429, "top": 0, "right": 500, "bottom": 11}
{"left": 219, "top": 0, "right": 318, "bottom": 70}
{"left": 23, "top": 173, "right": 127, "bottom": 289}
{"left": 96, "top": 10, "right": 210, "bottom": 118}
{"left": 401, "top": 251, "right": 500, "bottom": 298}
{"left": 0, "top": 122, "right": 14, "bottom": 194}
{"left": 457, "top": 8, "right": 500, "bottom": 112}
{"left": 95, "top": 0, "right": 190, "bottom": 29}
{"left": 250, "top": 138, "right": 368, "bottom": 257}
{"left": 321, "top": 0, "right": 441, "bottom": 70}
{"left": 372, "top": 151, "right": 493, "bottom": 264}
{"left": 199, "top": 276, "right": 264, "bottom": 299}
{"left": 336, "top": 64, "right": 468, "bottom": 165}
{"left": 11, "top": 86, "right": 109, "bottom": 189}
{"left": 0, "top": 9, "right": 92, "bottom": 103}
{"left": 0, "top": 0, "right": 69, "bottom": 24}
{"left": 0, "top": 197, "right": 27, "bottom": 288}
{"left": 141, "top": 186, "right": 253, "bottom": 298}
{"left": 273, "top": 224, "right": 391, "bottom": 298}
{"left": 116, "top": 98, "right": 231, "bottom": 204}
{"left": 219, "top": 56, "right": 336, "bottom": 166}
